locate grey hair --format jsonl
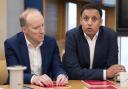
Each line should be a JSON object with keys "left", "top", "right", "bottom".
{"left": 19, "top": 8, "right": 42, "bottom": 27}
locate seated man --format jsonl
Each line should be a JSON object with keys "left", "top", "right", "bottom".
{"left": 4, "top": 8, "right": 68, "bottom": 86}
{"left": 62, "top": 4, "right": 125, "bottom": 80}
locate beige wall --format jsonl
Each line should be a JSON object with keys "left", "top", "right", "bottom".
{"left": 0, "top": 0, "right": 24, "bottom": 84}
{"left": 0, "top": 0, "right": 24, "bottom": 60}
{"left": 0, "top": 0, "right": 7, "bottom": 60}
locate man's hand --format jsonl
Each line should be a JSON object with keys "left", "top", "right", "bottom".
{"left": 31, "top": 74, "right": 53, "bottom": 87}
{"left": 106, "top": 64, "right": 126, "bottom": 78}
{"left": 56, "top": 74, "right": 68, "bottom": 86}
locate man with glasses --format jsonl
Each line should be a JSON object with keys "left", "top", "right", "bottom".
{"left": 63, "top": 4, "right": 125, "bottom": 80}
{"left": 4, "top": 8, "right": 68, "bottom": 86}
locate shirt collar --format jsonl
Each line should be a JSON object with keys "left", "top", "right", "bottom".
{"left": 24, "top": 34, "right": 43, "bottom": 48}
{"left": 84, "top": 31, "right": 99, "bottom": 40}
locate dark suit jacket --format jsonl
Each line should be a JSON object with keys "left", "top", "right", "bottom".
{"left": 4, "top": 32, "right": 65, "bottom": 83}
{"left": 62, "top": 26, "right": 118, "bottom": 80}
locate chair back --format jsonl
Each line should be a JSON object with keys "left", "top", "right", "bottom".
{"left": 0, "top": 59, "right": 8, "bottom": 84}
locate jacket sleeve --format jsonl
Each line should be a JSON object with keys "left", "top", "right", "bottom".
{"left": 106, "top": 32, "right": 118, "bottom": 68}
{"left": 51, "top": 40, "right": 66, "bottom": 78}
{"left": 4, "top": 40, "right": 32, "bottom": 84}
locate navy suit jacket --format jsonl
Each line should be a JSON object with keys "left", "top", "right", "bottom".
{"left": 5, "top": 32, "right": 65, "bottom": 83}
{"left": 62, "top": 26, "right": 118, "bottom": 80}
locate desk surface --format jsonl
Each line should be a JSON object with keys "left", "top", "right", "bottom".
{"left": 0, "top": 80, "right": 128, "bottom": 89}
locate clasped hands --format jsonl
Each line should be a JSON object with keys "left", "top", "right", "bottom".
{"left": 106, "top": 64, "right": 126, "bottom": 78}
{"left": 31, "top": 74, "right": 68, "bottom": 87}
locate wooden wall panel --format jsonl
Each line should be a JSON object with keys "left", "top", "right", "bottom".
{"left": 105, "top": 7, "right": 116, "bottom": 31}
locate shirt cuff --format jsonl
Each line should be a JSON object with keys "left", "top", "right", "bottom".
{"left": 31, "top": 75, "right": 36, "bottom": 84}
{"left": 103, "top": 70, "right": 106, "bottom": 80}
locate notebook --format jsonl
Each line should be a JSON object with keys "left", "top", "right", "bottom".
{"left": 88, "top": 85, "right": 117, "bottom": 89}
{"left": 82, "top": 80, "right": 117, "bottom": 89}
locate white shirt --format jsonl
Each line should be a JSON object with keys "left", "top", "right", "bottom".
{"left": 25, "top": 35, "right": 43, "bottom": 76}
{"left": 84, "top": 32, "right": 106, "bottom": 80}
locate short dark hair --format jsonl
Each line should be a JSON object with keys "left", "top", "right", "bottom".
{"left": 80, "top": 4, "right": 102, "bottom": 18}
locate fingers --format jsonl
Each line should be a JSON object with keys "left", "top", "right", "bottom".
{"left": 31, "top": 74, "right": 69, "bottom": 87}
{"left": 106, "top": 64, "right": 126, "bottom": 78}
{"left": 31, "top": 74, "right": 53, "bottom": 87}
{"left": 40, "top": 74, "right": 53, "bottom": 86}
{"left": 112, "top": 64, "right": 126, "bottom": 73}
{"left": 31, "top": 75, "right": 44, "bottom": 87}
{"left": 56, "top": 74, "right": 68, "bottom": 86}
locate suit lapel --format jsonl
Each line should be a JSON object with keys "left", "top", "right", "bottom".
{"left": 40, "top": 37, "right": 48, "bottom": 74}
{"left": 93, "top": 28, "right": 103, "bottom": 67}
{"left": 79, "top": 29, "right": 90, "bottom": 67}
{"left": 19, "top": 33, "right": 31, "bottom": 72}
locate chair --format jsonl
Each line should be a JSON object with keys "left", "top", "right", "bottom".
{"left": 0, "top": 59, "right": 8, "bottom": 84}
{"left": 57, "top": 39, "right": 65, "bottom": 59}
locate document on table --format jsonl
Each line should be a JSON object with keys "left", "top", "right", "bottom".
{"left": 82, "top": 80, "right": 117, "bottom": 89}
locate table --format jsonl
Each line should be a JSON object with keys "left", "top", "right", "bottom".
{"left": 0, "top": 80, "right": 128, "bottom": 89}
